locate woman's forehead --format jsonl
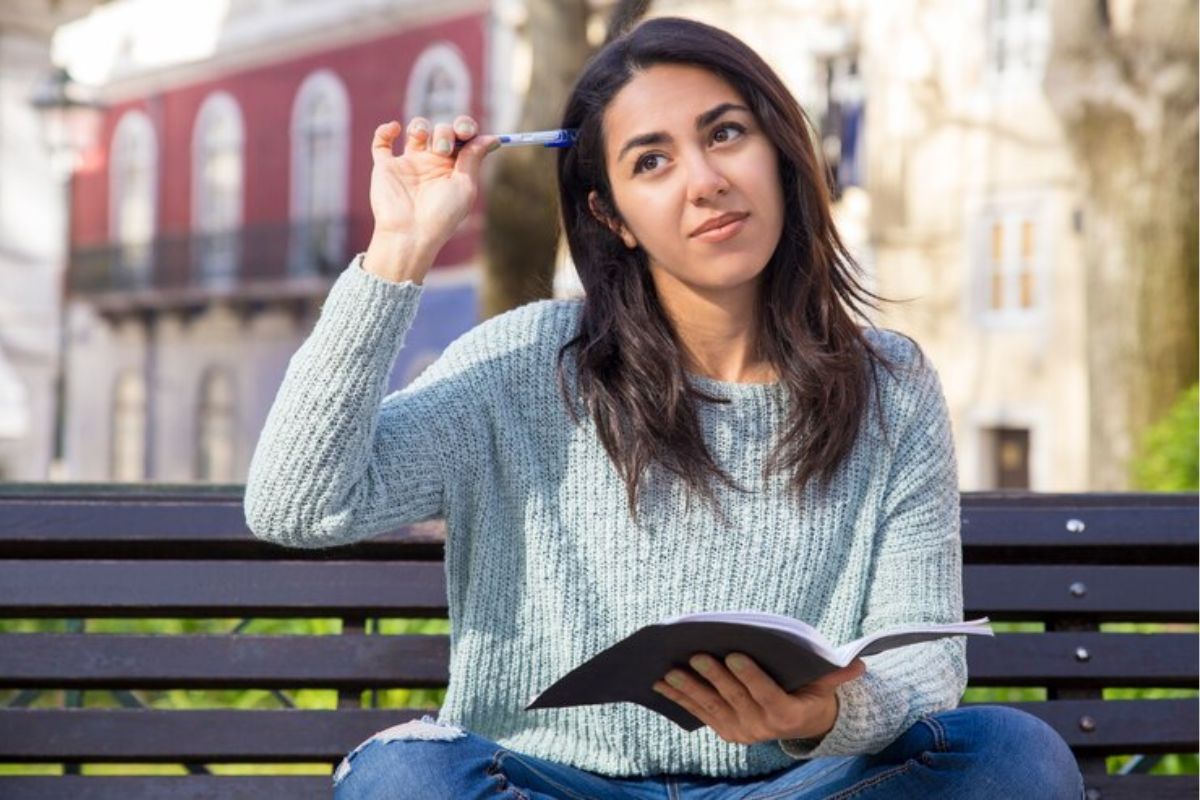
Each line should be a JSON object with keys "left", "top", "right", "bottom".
{"left": 602, "top": 65, "right": 747, "bottom": 159}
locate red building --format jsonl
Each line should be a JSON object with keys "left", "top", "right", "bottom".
{"left": 58, "top": 1, "right": 500, "bottom": 482}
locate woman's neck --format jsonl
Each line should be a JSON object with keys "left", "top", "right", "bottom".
{"left": 655, "top": 279, "right": 775, "bottom": 384}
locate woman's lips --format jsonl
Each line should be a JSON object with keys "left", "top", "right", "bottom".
{"left": 692, "top": 214, "right": 749, "bottom": 244}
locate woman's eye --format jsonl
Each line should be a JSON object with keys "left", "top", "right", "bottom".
{"left": 712, "top": 122, "right": 746, "bottom": 143}
{"left": 631, "top": 123, "right": 746, "bottom": 175}
{"left": 633, "top": 153, "right": 665, "bottom": 175}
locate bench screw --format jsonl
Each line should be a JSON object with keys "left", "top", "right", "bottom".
{"left": 1066, "top": 518, "right": 1085, "bottom": 533}
{"left": 1069, "top": 581, "right": 1087, "bottom": 597}
{"left": 1074, "top": 646, "right": 1091, "bottom": 662}
{"left": 1078, "top": 715, "right": 1097, "bottom": 732}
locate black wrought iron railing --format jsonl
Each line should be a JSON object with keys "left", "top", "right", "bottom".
{"left": 69, "top": 217, "right": 364, "bottom": 298}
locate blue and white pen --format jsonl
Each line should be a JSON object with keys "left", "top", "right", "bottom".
{"left": 455, "top": 128, "right": 577, "bottom": 150}
{"left": 496, "top": 128, "right": 577, "bottom": 148}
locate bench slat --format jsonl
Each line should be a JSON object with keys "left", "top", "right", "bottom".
{"left": 0, "top": 700, "right": 1194, "bottom": 761}
{"left": 0, "top": 561, "right": 447, "bottom": 617}
{"left": 1, "top": 632, "right": 1194, "bottom": 689}
{"left": 963, "top": 564, "right": 1197, "bottom": 620}
{"left": 1, "top": 492, "right": 1193, "bottom": 563}
{"left": 3, "top": 561, "right": 1194, "bottom": 619}
{"left": 0, "top": 774, "right": 1192, "bottom": 800}
{"left": 0, "top": 708, "right": 417, "bottom": 761}
{"left": 0, "top": 776, "right": 332, "bottom": 800}
{"left": 966, "top": 632, "right": 1198, "bottom": 687}
{"left": 961, "top": 505, "right": 1197, "bottom": 544}
{"left": 0, "top": 633, "right": 450, "bottom": 688}
{"left": 991, "top": 698, "right": 1199, "bottom": 756}
{"left": 0, "top": 498, "right": 445, "bottom": 560}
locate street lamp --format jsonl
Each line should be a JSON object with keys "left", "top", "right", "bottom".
{"left": 29, "top": 66, "right": 103, "bottom": 480}
{"left": 30, "top": 66, "right": 102, "bottom": 176}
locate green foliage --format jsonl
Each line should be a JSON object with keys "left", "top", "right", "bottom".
{"left": 1131, "top": 383, "right": 1199, "bottom": 490}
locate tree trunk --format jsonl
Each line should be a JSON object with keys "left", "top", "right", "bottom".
{"left": 1044, "top": 0, "right": 1199, "bottom": 489}
{"left": 480, "top": 0, "right": 651, "bottom": 319}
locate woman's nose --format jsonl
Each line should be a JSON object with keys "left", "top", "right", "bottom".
{"left": 684, "top": 154, "right": 730, "bottom": 203}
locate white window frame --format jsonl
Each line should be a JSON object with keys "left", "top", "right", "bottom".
{"left": 195, "top": 366, "right": 237, "bottom": 482}
{"left": 966, "top": 192, "right": 1052, "bottom": 330}
{"left": 404, "top": 42, "right": 472, "bottom": 124}
{"left": 984, "top": 0, "right": 1051, "bottom": 94}
{"left": 191, "top": 92, "right": 245, "bottom": 283}
{"left": 289, "top": 69, "right": 351, "bottom": 273}
{"left": 110, "top": 369, "right": 146, "bottom": 482}
{"left": 109, "top": 109, "right": 158, "bottom": 245}
{"left": 109, "top": 109, "right": 158, "bottom": 282}
{"left": 289, "top": 68, "right": 351, "bottom": 223}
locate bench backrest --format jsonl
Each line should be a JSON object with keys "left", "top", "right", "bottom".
{"left": 0, "top": 487, "right": 1195, "bottom": 800}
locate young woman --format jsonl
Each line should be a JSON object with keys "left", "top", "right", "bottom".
{"left": 245, "top": 16, "right": 1085, "bottom": 800}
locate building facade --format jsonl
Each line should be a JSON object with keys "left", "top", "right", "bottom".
{"left": 628, "top": 0, "right": 1091, "bottom": 491}
{"left": 47, "top": 0, "right": 1159, "bottom": 490}
{"left": 54, "top": 0, "right": 501, "bottom": 482}
{"left": 859, "top": 0, "right": 1089, "bottom": 491}
{"left": 0, "top": 0, "right": 101, "bottom": 481}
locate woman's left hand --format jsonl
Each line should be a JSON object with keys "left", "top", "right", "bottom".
{"left": 652, "top": 653, "right": 866, "bottom": 745}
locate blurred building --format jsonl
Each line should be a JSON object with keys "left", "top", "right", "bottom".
{"left": 48, "top": 0, "right": 512, "bottom": 482}
{"left": 639, "top": 0, "right": 1097, "bottom": 491}
{"left": 859, "top": 0, "right": 1081, "bottom": 492}
{"left": 0, "top": 0, "right": 101, "bottom": 481}
{"left": 32, "top": 0, "right": 1187, "bottom": 489}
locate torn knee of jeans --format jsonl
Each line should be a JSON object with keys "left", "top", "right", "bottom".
{"left": 332, "top": 714, "right": 467, "bottom": 786}
{"left": 368, "top": 715, "right": 467, "bottom": 744}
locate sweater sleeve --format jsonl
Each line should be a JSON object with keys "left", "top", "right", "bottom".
{"left": 778, "top": 346, "right": 968, "bottom": 759}
{"left": 243, "top": 254, "right": 474, "bottom": 548}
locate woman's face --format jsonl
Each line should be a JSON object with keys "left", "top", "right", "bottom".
{"left": 592, "top": 63, "right": 785, "bottom": 300}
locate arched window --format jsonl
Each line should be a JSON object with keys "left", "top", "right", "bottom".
{"left": 404, "top": 43, "right": 472, "bottom": 124}
{"left": 111, "top": 370, "right": 146, "bottom": 482}
{"left": 191, "top": 92, "right": 244, "bottom": 284}
{"left": 195, "top": 367, "right": 236, "bottom": 482}
{"left": 289, "top": 69, "right": 350, "bottom": 275}
{"left": 109, "top": 110, "right": 157, "bottom": 285}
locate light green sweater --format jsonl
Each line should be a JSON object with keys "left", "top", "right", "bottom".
{"left": 244, "top": 255, "right": 968, "bottom": 778}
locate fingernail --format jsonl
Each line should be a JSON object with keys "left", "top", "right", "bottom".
{"left": 486, "top": 140, "right": 501, "bottom": 153}
{"left": 434, "top": 139, "right": 452, "bottom": 155}
{"left": 454, "top": 121, "right": 475, "bottom": 135}
{"left": 666, "top": 672, "right": 686, "bottom": 689}
{"left": 412, "top": 122, "right": 429, "bottom": 135}
{"left": 727, "top": 654, "right": 749, "bottom": 672}
{"left": 689, "top": 656, "right": 712, "bottom": 674}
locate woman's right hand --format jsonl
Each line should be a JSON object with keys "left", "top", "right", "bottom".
{"left": 363, "top": 115, "right": 499, "bottom": 283}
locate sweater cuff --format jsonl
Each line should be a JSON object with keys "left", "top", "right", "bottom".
{"left": 777, "top": 679, "right": 861, "bottom": 759}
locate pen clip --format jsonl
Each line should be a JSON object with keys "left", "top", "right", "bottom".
{"left": 543, "top": 129, "right": 578, "bottom": 148}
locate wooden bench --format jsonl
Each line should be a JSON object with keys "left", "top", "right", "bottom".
{"left": 0, "top": 486, "right": 1195, "bottom": 799}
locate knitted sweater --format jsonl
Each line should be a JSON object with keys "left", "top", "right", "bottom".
{"left": 244, "top": 255, "right": 968, "bottom": 778}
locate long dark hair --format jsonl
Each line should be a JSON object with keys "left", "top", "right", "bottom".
{"left": 553, "top": 16, "right": 915, "bottom": 527}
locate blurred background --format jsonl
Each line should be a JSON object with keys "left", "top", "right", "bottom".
{"left": 0, "top": 0, "right": 1196, "bottom": 494}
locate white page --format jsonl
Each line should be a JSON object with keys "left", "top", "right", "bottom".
{"left": 834, "top": 617, "right": 994, "bottom": 662}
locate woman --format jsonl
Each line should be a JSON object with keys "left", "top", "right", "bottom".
{"left": 245, "top": 16, "right": 1085, "bottom": 800}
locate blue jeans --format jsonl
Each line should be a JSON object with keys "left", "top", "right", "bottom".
{"left": 332, "top": 705, "right": 1086, "bottom": 799}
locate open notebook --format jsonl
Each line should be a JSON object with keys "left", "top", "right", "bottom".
{"left": 526, "top": 611, "right": 993, "bottom": 731}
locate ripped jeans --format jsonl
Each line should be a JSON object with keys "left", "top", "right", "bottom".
{"left": 331, "top": 705, "right": 1086, "bottom": 799}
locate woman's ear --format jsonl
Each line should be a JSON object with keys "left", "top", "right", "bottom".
{"left": 588, "top": 190, "right": 638, "bottom": 250}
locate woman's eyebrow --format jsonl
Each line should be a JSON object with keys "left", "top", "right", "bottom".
{"left": 616, "top": 102, "right": 751, "bottom": 163}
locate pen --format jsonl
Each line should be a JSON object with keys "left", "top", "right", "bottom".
{"left": 454, "top": 128, "right": 577, "bottom": 149}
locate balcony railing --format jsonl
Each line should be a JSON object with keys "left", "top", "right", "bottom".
{"left": 69, "top": 217, "right": 363, "bottom": 303}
